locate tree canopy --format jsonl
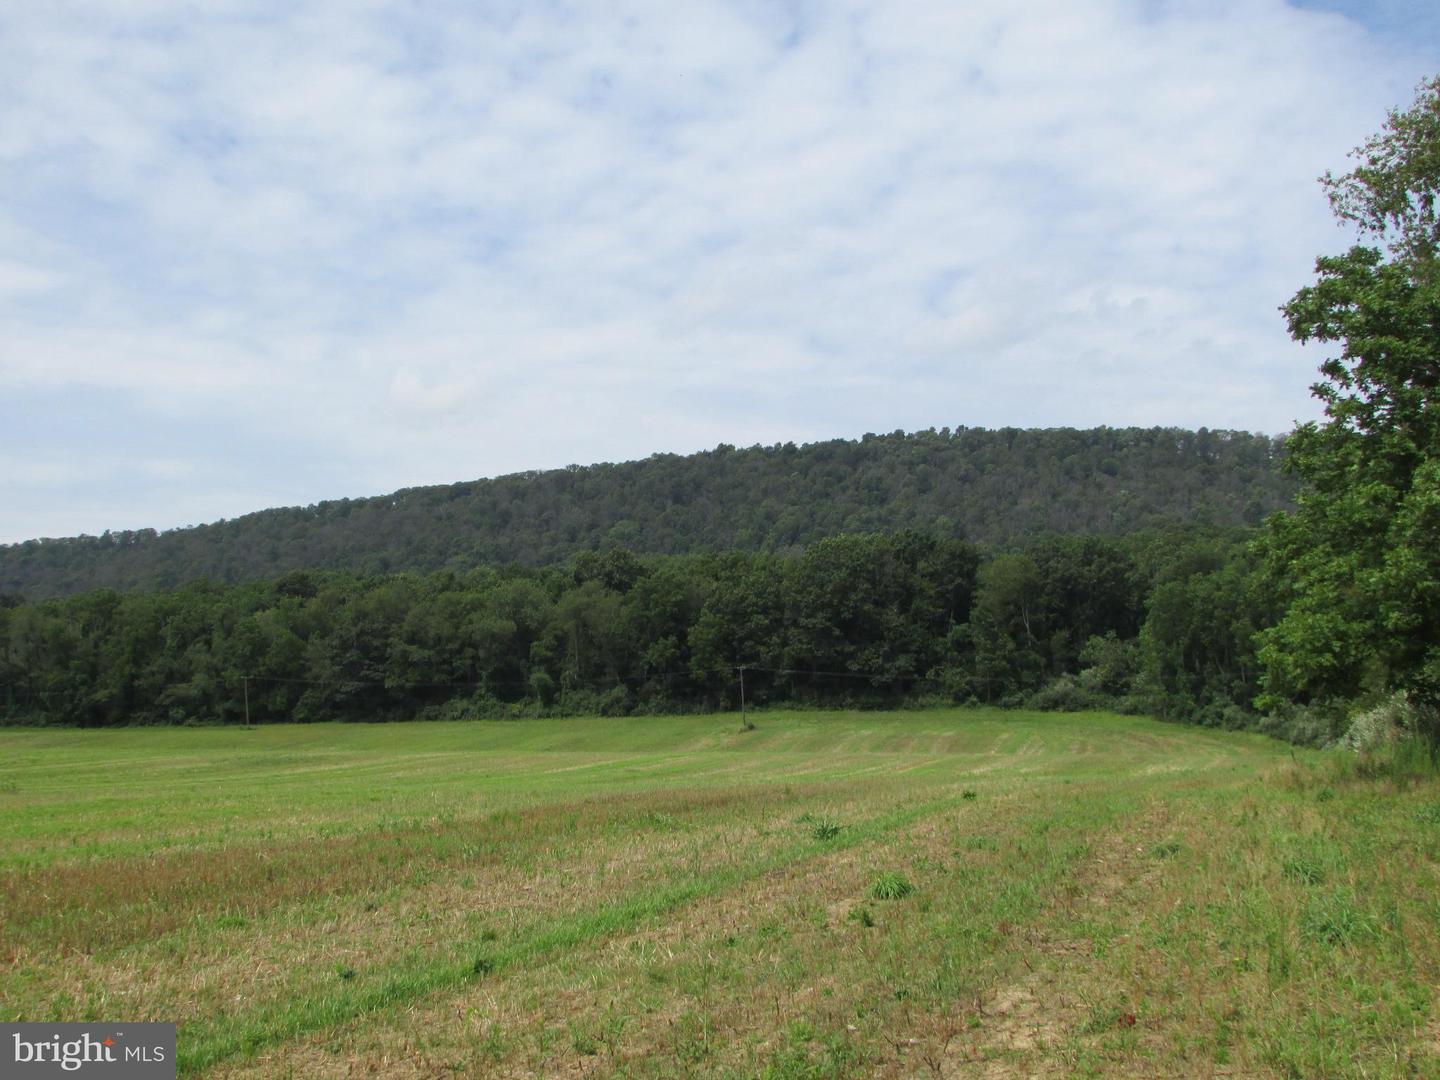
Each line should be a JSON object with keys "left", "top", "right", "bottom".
{"left": 0, "top": 426, "right": 1291, "bottom": 600}
{"left": 1, "top": 529, "right": 1267, "bottom": 730}
{"left": 1259, "top": 77, "right": 1440, "bottom": 738}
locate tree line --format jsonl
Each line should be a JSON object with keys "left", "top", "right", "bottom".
{"left": 1, "top": 528, "right": 1314, "bottom": 739}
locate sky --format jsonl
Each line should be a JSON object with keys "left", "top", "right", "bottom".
{"left": 1, "top": 1, "right": 1437, "bottom": 544}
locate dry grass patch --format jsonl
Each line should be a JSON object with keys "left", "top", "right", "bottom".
{"left": 207, "top": 784, "right": 1138, "bottom": 1078}
{"left": 6, "top": 784, "right": 926, "bottom": 1030}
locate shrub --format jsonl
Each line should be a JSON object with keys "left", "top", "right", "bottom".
{"left": 1333, "top": 693, "right": 1413, "bottom": 752}
{"left": 597, "top": 685, "right": 634, "bottom": 717}
{"left": 1027, "top": 675, "right": 1102, "bottom": 712}
{"left": 549, "top": 685, "right": 634, "bottom": 717}
{"left": 1331, "top": 693, "right": 1440, "bottom": 780}
{"left": 1354, "top": 735, "right": 1440, "bottom": 782}
{"left": 1257, "top": 701, "right": 1344, "bottom": 747}
{"left": 1077, "top": 632, "right": 1140, "bottom": 696}
{"left": 415, "top": 693, "right": 505, "bottom": 722}
{"left": 529, "top": 671, "right": 557, "bottom": 706}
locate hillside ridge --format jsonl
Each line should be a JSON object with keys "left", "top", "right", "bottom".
{"left": 0, "top": 425, "right": 1293, "bottom": 598}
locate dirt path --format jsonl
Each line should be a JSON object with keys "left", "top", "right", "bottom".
{"left": 945, "top": 805, "right": 1175, "bottom": 1079}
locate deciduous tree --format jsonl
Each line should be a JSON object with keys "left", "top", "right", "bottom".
{"left": 1258, "top": 78, "right": 1440, "bottom": 738}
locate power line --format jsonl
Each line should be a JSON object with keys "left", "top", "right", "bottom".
{"left": 234, "top": 668, "right": 697, "bottom": 692}
{"left": 739, "top": 665, "right": 924, "bottom": 681}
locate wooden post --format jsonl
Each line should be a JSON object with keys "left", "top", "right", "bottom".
{"left": 739, "top": 665, "right": 754, "bottom": 731}
{"left": 242, "top": 675, "right": 251, "bottom": 727}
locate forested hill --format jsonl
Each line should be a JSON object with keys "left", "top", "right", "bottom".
{"left": 1, "top": 427, "right": 1293, "bottom": 599}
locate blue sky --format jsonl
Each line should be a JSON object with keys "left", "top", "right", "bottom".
{"left": 1, "top": 1, "right": 1436, "bottom": 543}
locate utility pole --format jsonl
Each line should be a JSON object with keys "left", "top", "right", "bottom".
{"left": 242, "top": 675, "right": 251, "bottom": 727}
{"left": 738, "top": 665, "right": 754, "bottom": 731}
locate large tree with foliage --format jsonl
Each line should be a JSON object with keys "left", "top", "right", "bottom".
{"left": 1258, "top": 77, "right": 1440, "bottom": 737}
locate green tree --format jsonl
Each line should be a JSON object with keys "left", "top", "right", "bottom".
{"left": 1140, "top": 538, "right": 1268, "bottom": 725}
{"left": 782, "top": 532, "right": 974, "bottom": 696}
{"left": 1258, "top": 77, "right": 1440, "bottom": 738}
{"left": 1323, "top": 75, "right": 1440, "bottom": 273}
{"left": 964, "top": 537, "right": 1142, "bottom": 700}
{"left": 688, "top": 554, "right": 787, "bottom": 706}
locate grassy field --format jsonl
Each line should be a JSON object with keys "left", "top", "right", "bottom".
{"left": 1, "top": 709, "right": 1437, "bottom": 1078}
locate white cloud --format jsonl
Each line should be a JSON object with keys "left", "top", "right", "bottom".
{"left": 386, "top": 365, "right": 485, "bottom": 419}
{"left": 0, "top": 0, "right": 1432, "bottom": 541}
{"left": 0, "top": 260, "right": 60, "bottom": 296}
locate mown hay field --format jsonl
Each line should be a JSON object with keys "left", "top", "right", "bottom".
{"left": 2, "top": 710, "right": 1438, "bottom": 1078}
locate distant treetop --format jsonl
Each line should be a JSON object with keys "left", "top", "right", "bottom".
{"left": 0, "top": 426, "right": 1292, "bottom": 598}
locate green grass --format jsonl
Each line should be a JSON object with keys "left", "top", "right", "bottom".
{"left": 1, "top": 709, "right": 1437, "bottom": 1078}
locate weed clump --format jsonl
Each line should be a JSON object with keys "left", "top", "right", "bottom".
{"left": 797, "top": 811, "right": 843, "bottom": 840}
{"left": 870, "top": 872, "right": 914, "bottom": 901}
{"left": 1283, "top": 858, "right": 1325, "bottom": 886}
{"left": 1280, "top": 837, "right": 1345, "bottom": 886}
{"left": 809, "top": 817, "right": 843, "bottom": 841}
{"left": 1301, "top": 889, "right": 1379, "bottom": 945}
{"left": 849, "top": 905, "right": 875, "bottom": 928}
